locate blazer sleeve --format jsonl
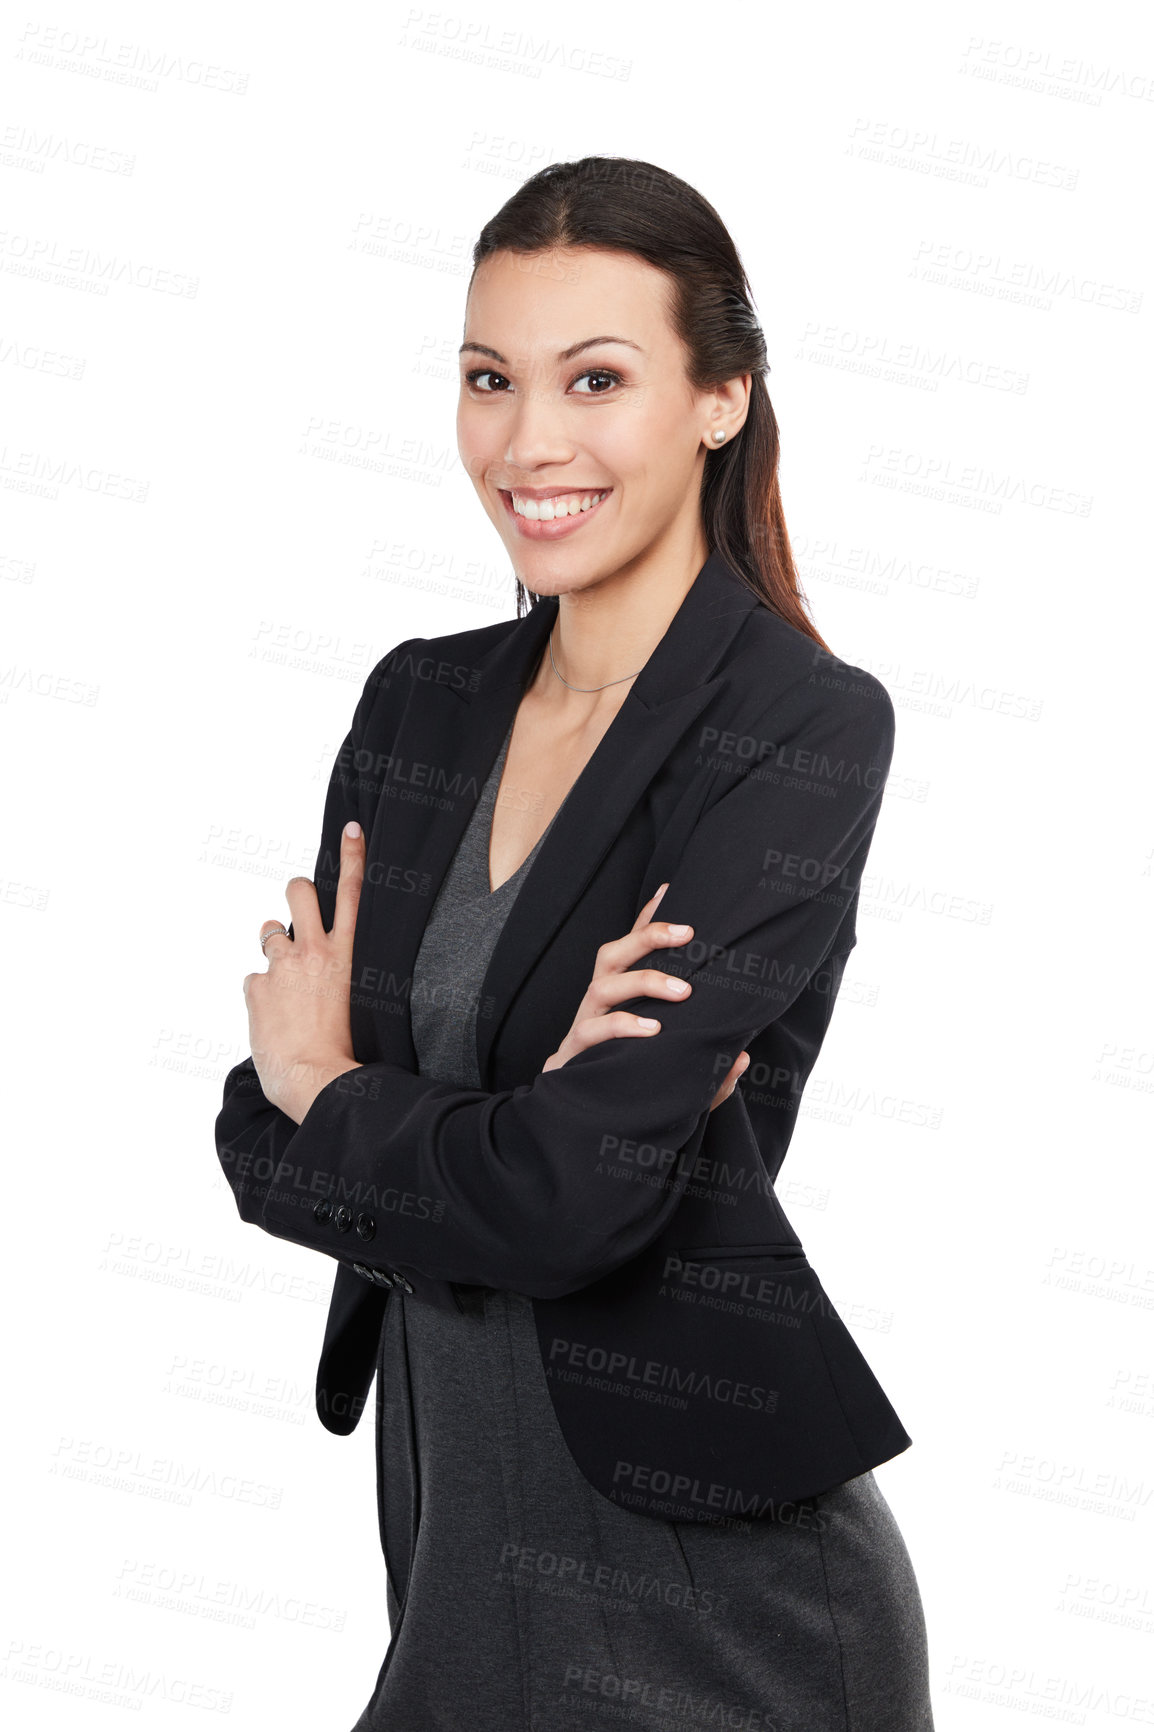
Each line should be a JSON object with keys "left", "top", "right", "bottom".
{"left": 216, "top": 661, "right": 896, "bottom": 1300}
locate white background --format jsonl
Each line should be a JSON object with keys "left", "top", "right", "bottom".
{"left": 3, "top": 1, "right": 1151, "bottom": 1726}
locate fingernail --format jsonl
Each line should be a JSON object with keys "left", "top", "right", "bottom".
{"left": 652, "top": 882, "right": 669, "bottom": 907}
{"left": 667, "top": 923, "right": 690, "bottom": 939}
{"left": 637, "top": 1017, "right": 660, "bottom": 1030}
{"left": 344, "top": 821, "right": 362, "bottom": 839}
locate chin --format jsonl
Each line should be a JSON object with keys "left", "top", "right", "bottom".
{"left": 506, "top": 541, "right": 633, "bottom": 601}
{"left": 511, "top": 567, "right": 608, "bottom": 601}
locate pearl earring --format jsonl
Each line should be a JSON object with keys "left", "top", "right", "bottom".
{"left": 711, "top": 429, "right": 726, "bottom": 443}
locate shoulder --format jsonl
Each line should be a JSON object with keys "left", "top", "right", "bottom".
{"left": 372, "top": 613, "right": 522, "bottom": 699}
{"left": 406, "top": 615, "right": 522, "bottom": 697}
{"left": 732, "top": 603, "right": 895, "bottom": 759}
{"left": 348, "top": 613, "right": 524, "bottom": 739}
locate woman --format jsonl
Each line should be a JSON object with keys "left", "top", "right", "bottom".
{"left": 216, "top": 156, "right": 935, "bottom": 1730}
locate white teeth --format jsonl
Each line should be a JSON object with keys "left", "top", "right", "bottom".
{"left": 511, "top": 489, "right": 608, "bottom": 521}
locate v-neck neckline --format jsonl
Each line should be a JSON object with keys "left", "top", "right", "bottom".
{"left": 484, "top": 716, "right": 571, "bottom": 898}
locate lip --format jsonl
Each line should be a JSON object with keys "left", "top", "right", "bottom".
{"left": 498, "top": 487, "right": 613, "bottom": 541}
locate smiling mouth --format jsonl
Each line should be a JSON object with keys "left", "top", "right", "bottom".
{"left": 498, "top": 487, "right": 613, "bottom": 538}
{"left": 504, "top": 488, "right": 612, "bottom": 521}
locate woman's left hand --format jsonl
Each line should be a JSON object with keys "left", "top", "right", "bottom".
{"left": 244, "top": 820, "right": 366, "bottom": 1126}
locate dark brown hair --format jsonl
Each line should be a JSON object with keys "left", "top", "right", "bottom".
{"left": 468, "top": 155, "right": 830, "bottom": 652}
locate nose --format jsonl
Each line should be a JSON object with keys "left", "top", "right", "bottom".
{"left": 503, "top": 388, "right": 576, "bottom": 472}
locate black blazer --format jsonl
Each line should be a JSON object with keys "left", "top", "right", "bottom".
{"left": 215, "top": 549, "right": 912, "bottom": 1524}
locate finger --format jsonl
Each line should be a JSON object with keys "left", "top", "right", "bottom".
{"left": 258, "top": 921, "right": 293, "bottom": 962}
{"left": 594, "top": 917, "right": 694, "bottom": 978}
{"left": 590, "top": 968, "right": 691, "bottom": 1011}
{"left": 332, "top": 820, "right": 365, "bottom": 942}
{"left": 631, "top": 882, "right": 670, "bottom": 932}
{"left": 284, "top": 875, "right": 322, "bottom": 946}
{"left": 715, "top": 1052, "right": 748, "bottom": 1095}
{"left": 709, "top": 1051, "right": 750, "bottom": 1111}
{"left": 566, "top": 1010, "right": 664, "bottom": 1054}
{"left": 726, "top": 1050, "right": 751, "bottom": 1091}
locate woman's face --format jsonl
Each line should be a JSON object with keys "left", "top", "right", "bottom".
{"left": 457, "top": 246, "right": 732, "bottom": 598}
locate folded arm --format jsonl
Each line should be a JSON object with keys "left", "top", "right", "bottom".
{"left": 215, "top": 659, "right": 895, "bottom": 1299}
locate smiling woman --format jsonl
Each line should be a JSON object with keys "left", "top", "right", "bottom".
{"left": 216, "top": 154, "right": 935, "bottom": 1732}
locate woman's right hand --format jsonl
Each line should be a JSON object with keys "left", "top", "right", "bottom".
{"left": 541, "top": 883, "right": 750, "bottom": 1112}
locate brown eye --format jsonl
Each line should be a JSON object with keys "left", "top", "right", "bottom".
{"left": 571, "top": 369, "right": 623, "bottom": 395}
{"left": 464, "top": 369, "right": 511, "bottom": 393}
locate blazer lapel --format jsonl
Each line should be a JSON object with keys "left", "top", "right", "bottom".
{"left": 352, "top": 550, "right": 761, "bottom": 1087}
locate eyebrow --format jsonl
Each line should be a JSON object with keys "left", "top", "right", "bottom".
{"left": 458, "top": 335, "right": 644, "bottom": 364}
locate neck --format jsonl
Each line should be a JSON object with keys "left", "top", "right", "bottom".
{"left": 529, "top": 528, "right": 709, "bottom": 708}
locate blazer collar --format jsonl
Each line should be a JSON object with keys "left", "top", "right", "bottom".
{"left": 355, "top": 548, "right": 762, "bottom": 1087}
{"left": 460, "top": 543, "right": 760, "bottom": 715}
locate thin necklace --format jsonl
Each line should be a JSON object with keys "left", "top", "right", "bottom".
{"left": 547, "top": 624, "right": 644, "bottom": 692}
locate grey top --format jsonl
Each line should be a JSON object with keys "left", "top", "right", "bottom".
{"left": 409, "top": 715, "right": 563, "bottom": 1095}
